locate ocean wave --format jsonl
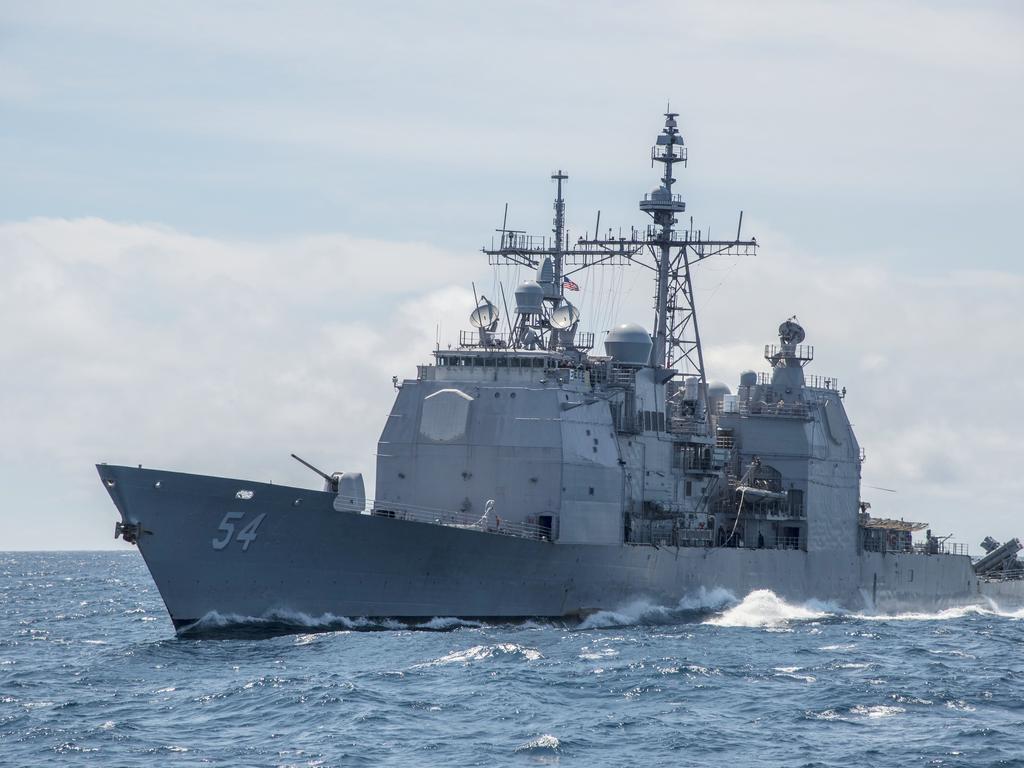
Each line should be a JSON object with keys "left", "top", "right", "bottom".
{"left": 578, "top": 587, "right": 736, "bottom": 629}
{"left": 414, "top": 643, "right": 543, "bottom": 667}
{"left": 155, "top": 592, "right": 1024, "bottom": 640}
{"left": 181, "top": 610, "right": 491, "bottom": 637}
{"left": 704, "top": 589, "right": 839, "bottom": 628}
{"left": 851, "top": 704, "right": 905, "bottom": 718}
{"left": 514, "top": 734, "right": 561, "bottom": 753}
{"left": 414, "top": 617, "right": 484, "bottom": 631}
{"left": 806, "top": 704, "right": 906, "bottom": 721}
{"left": 853, "top": 602, "right": 1024, "bottom": 622}
{"left": 181, "top": 609, "right": 408, "bottom": 637}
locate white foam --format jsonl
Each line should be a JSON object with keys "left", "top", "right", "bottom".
{"left": 578, "top": 587, "right": 737, "bottom": 630}
{"left": 416, "top": 643, "right": 543, "bottom": 667}
{"left": 853, "top": 602, "right": 1024, "bottom": 622}
{"left": 514, "top": 734, "right": 561, "bottom": 753}
{"left": 705, "top": 589, "right": 837, "bottom": 628}
{"left": 850, "top": 704, "right": 905, "bottom": 719}
{"left": 676, "top": 586, "right": 737, "bottom": 611}
{"left": 415, "top": 617, "right": 484, "bottom": 630}
{"left": 188, "top": 609, "right": 405, "bottom": 632}
{"left": 773, "top": 665, "right": 817, "bottom": 682}
{"left": 945, "top": 699, "right": 976, "bottom": 712}
{"left": 579, "top": 647, "right": 619, "bottom": 661}
{"left": 807, "top": 708, "right": 844, "bottom": 721}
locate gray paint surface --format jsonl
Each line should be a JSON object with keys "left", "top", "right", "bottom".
{"left": 95, "top": 114, "right": 1024, "bottom": 628}
{"left": 98, "top": 463, "right": 1010, "bottom": 630}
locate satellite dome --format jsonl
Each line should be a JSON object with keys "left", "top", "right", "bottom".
{"left": 707, "top": 381, "right": 732, "bottom": 400}
{"left": 739, "top": 370, "right": 757, "bottom": 387}
{"left": 514, "top": 280, "right": 545, "bottom": 314}
{"left": 549, "top": 300, "right": 580, "bottom": 330}
{"left": 605, "top": 323, "right": 652, "bottom": 365}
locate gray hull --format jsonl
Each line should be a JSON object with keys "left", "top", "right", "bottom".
{"left": 100, "top": 465, "right": 1012, "bottom": 632}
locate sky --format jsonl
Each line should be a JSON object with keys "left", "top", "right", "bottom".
{"left": 1, "top": 0, "right": 1022, "bottom": 550}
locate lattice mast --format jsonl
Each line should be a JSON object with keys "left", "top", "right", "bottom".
{"left": 551, "top": 170, "right": 567, "bottom": 297}
{"left": 482, "top": 170, "right": 571, "bottom": 303}
{"left": 640, "top": 112, "right": 689, "bottom": 368}
{"left": 481, "top": 113, "right": 757, "bottom": 396}
{"left": 576, "top": 113, "right": 758, "bottom": 408}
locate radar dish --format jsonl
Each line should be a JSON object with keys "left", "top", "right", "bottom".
{"left": 549, "top": 300, "right": 580, "bottom": 330}
{"left": 778, "top": 318, "right": 805, "bottom": 345}
{"left": 469, "top": 297, "right": 500, "bottom": 329}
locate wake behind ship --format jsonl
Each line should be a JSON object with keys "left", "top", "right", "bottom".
{"left": 99, "top": 112, "right": 1024, "bottom": 633}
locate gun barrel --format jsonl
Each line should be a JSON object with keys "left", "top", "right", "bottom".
{"left": 290, "top": 453, "right": 334, "bottom": 484}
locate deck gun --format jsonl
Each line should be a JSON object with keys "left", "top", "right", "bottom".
{"left": 290, "top": 453, "right": 338, "bottom": 492}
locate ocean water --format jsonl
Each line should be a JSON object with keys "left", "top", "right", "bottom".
{"left": 2, "top": 553, "right": 1024, "bottom": 767}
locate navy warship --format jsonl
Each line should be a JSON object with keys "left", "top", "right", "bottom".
{"left": 99, "top": 112, "right": 1023, "bottom": 633}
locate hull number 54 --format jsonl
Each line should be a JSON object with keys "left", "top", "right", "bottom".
{"left": 212, "top": 512, "right": 267, "bottom": 551}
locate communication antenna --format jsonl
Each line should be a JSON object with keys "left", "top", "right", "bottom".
{"left": 469, "top": 296, "right": 500, "bottom": 330}
{"left": 498, "top": 283, "right": 514, "bottom": 341}
{"left": 552, "top": 170, "right": 568, "bottom": 299}
{"left": 480, "top": 111, "right": 756, "bottom": 371}
{"left": 549, "top": 300, "right": 580, "bottom": 330}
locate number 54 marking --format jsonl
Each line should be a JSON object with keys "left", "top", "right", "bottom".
{"left": 212, "top": 512, "right": 267, "bottom": 551}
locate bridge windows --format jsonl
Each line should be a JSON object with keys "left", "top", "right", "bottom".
{"left": 437, "top": 353, "right": 551, "bottom": 369}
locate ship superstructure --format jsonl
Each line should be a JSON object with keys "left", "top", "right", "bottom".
{"left": 376, "top": 112, "right": 852, "bottom": 557}
{"left": 98, "top": 113, "right": 1022, "bottom": 633}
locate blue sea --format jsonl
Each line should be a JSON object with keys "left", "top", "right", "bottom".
{"left": 2, "top": 553, "right": 1023, "bottom": 767}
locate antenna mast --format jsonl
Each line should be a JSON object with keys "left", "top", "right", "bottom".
{"left": 552, "top": 170, "right": 567, "bottom": 300}
{"left": 639, "top": 111, "right": 689, "bottom": 369}
{"left": 574, "top": 111, "right": 758, "bottom": 432}
{"left": 479, "top": 112, "right": 757, "bottom": 399}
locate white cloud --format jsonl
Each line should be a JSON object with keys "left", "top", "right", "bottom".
{"left": 1, "top": 216, "right": 1020, "bottom": 550}
{"left": 0, "top": 218, "right": 474, "bottom": 549}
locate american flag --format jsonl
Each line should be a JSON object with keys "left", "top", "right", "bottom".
{"left": 563, "top": 276, "right": 580, "bottom": 291}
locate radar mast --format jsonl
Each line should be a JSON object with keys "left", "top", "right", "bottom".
{"left": 480, "top": 111, "right": 758, "bottom": 432}
{"left": 575, "top": 111, "right": 758, "bottom": 431}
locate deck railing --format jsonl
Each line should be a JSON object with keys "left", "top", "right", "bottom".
{"left": 979, "top": 567, "right": 1024, "bottom": 582}
{"left": 861, "top": 536, "right": 968, "bottom": 556}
